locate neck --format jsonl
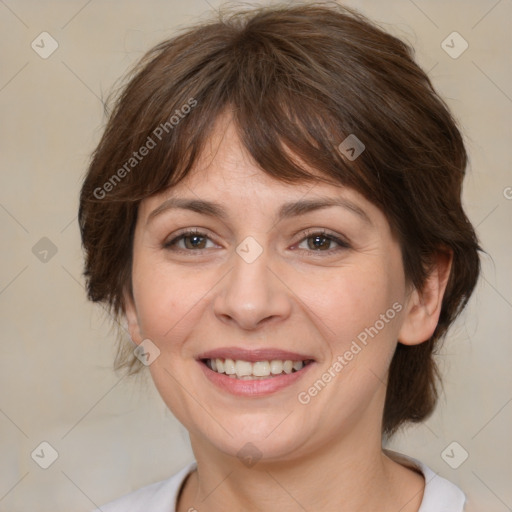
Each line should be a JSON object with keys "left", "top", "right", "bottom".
{"left": 178, "top": 422, "right": 424, "bottom": 512}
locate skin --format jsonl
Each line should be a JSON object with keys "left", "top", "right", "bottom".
{"left": 124, "top": 110, "right": 452, "bottom": 512}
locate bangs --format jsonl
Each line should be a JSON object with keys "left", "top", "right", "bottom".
{"left": 99, "top": 18, "right": 387, "bottom": 209}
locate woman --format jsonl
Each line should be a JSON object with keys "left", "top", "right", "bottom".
{"left": 79, "top": 2, "right": 481, "bottom": 510}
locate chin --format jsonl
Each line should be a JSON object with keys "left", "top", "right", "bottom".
{"left": 192, "top": 416, "right": 313, "bottom": 464}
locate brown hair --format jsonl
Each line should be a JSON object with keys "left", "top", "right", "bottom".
{"left": 78, "top": 1, "right": 481, "bottom": 436}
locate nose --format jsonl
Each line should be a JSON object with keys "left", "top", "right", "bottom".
{"left": 213, "top": 240, "right": 292, "bottom": 331}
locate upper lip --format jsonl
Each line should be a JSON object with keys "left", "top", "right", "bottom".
{"left": 197, "top": 347, "right": 315, "bottom": 362}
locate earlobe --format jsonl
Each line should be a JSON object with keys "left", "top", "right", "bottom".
{"left": 123, "top": 288, "right": 143, "bottom": 345}
{"left": 398, "top": 249, "right": 453, "bottom": 346}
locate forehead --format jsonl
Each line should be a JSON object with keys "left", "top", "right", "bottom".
{"left": 133, "top": 114, "right": 397, "bottom": 246}
{"left": 140, "top": 113, "right": 370, "bottom": 213}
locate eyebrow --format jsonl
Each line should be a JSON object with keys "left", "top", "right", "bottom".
{"left": 146, "top": 196, "right": 372, "bottom": 226}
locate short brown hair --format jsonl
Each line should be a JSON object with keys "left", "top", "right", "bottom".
{"left": 78, "top": 1, "right": 481, "bottom": 436}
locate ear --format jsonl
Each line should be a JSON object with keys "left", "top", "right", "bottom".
{"left": 398, "top": 249, "right": 453, "bottom": 346}
{"left": 123, "top": 287, "right": 143, "bottom": 345}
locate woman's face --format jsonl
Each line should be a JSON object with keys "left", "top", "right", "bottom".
{"left": 125, "top": 114, "right": 414, "bottom": 463}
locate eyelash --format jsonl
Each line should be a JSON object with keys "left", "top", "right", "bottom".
{"left": 163, "top": 228, "right": 350, "bottom": 255}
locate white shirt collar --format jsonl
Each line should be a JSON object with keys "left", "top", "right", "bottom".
{"left": 95, "top": 452, "right": 466, "bottom": 511}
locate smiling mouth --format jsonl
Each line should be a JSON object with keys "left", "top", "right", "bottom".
{"left": 201, "top": 358, "right": 314, "bottom": 380}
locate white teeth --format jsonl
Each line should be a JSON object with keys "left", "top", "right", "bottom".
{"left": 206, "top": 358, "right": 310, "bottom": 378}
{"left": 224, "top": 358, "right": 236, "bottom": 375}
{"left": 235, "top": 360, "right": 253, "bottom": 378}
{"left": 270, "top": 360, "right": 283, "bottom": 374}
{"left": 293, "top": 361, "right": 304, "bottom": 371}
{"left": 253, "top": 361, "right": 270, "bottom": 377}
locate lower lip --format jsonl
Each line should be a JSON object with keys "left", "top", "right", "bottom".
{"left": 198, "top": 360, "right": 315, "bottom": 397}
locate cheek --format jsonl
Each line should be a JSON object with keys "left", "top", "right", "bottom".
{"left": 307, "top": 261, "right": 406, "bottom": 397}
{"left": 131, "top": 254, "right": 217, "bottom": 345}
{"left": 309, "top": 264, "right": 401, "bottom": 343}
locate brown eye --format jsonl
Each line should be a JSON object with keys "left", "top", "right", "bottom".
{"left": 307, "top": 234, "right": 333, "bottom": 251}
{"left": 296, "top": 230, "right": 350, "bottom": 253}
{"left": 163, "top": 230, "right": 214, "bottom": 251}
{"left": 182, "top": 234, "right": 207, "bottom": 250}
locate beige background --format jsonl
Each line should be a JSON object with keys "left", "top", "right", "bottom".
{"left": 1, "top": 0, "right": 511, "bottom": 510}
